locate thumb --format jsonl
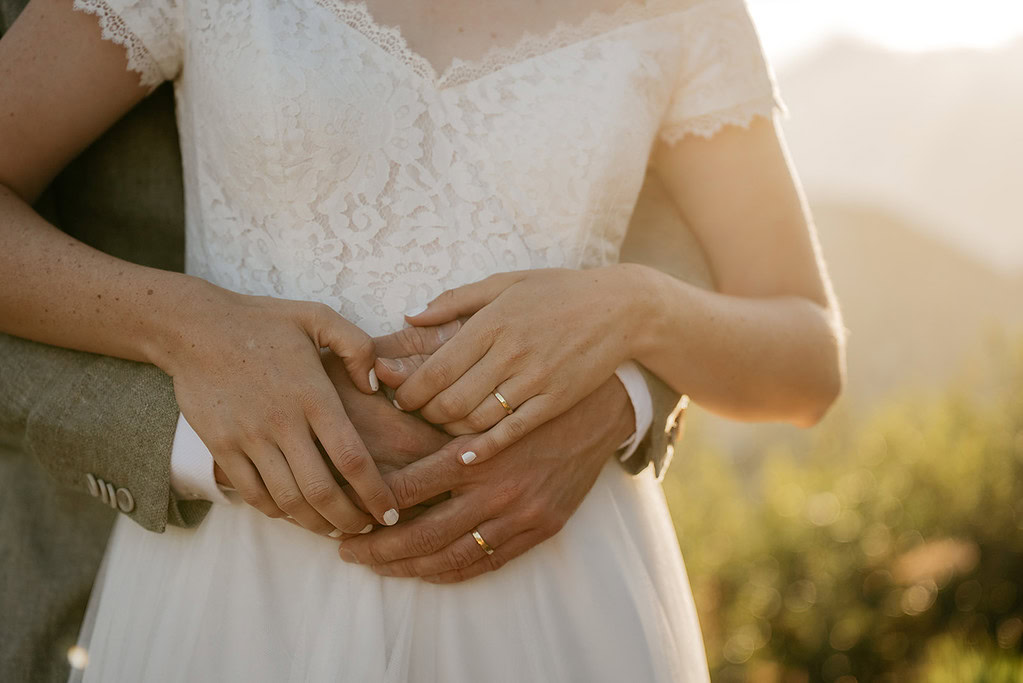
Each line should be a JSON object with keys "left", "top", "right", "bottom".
{"left": 404, "top": 272, "right": 524, "bottom": 326}
{"left": 373, "top": 319, "right": 461, "bottom": 358}
{"left": 374, "top": 354, "right": 426, "bottom": 389}
{"left": 303, "top": 303, "right": 377, "bottom": 395}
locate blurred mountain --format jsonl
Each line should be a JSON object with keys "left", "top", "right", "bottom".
{"left": 777, "top": 38, "right": 1023, "bottom": 274}
{"left": 812, "top": 201, "right": 1023, "bottom": 404}
{"left": 685, "top": 200, "right": 1023, "bottom": 457}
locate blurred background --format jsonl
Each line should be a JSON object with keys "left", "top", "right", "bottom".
{"left": 663, "top": 1, "right": 1023, "bottom": 680}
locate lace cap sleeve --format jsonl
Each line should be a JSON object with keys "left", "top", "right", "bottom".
{"left": 658, "top": 0, "right": 786, "bottom": 144}
{"left": 74, "top": 0, "right": 183, "bottom": 90}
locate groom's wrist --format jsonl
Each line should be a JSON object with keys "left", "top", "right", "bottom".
{"left": 169, "top": 412, "right": 232, "bottom": 503}
{"left": 613, "top": 361, "right": 653, "bottom": 462}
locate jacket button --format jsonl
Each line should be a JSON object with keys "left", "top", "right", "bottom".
{"left": 85, "top": 473, "right": 100, "bottom": 498}
{"left": 115, "top": 487, "right": 135, "bottom": 514}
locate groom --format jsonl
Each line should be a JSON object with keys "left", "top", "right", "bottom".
{"left": 0, "top": 4, "right": 713, "bottom": 682}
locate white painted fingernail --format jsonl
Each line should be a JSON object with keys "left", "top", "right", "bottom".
{"left": 359, "top": 524, "right": 374, "bottom": 534}
{"left": 328, "top": 529, "right": 344, "bottom": 538}
{"left": 368, "top": 368, "right": 379, "bottom": 392}
{"left": 405, "top": 304, "right": 428, "bottom": 317}
{"left": 383, "top": 508, "right": 399, "bottom": 526}
{"left": 392, "top": 399, "right": 404, "bottom": 411}
{"left": 436, "top": 319, "right": 460, "bottom": 342}
{"left": 461, "top": 451, "right": 477, "bottom": 464}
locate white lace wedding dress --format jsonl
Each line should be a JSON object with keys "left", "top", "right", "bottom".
{"left": 73, "top": 0, "right": 784, "bottom": 680}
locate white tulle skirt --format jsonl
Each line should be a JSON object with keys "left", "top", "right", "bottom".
{"left": 75, "top": 458, "right": 709, "bottom": 682}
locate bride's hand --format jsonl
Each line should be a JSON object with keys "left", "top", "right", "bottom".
{"left": 380, "top": 267, "right": 645, "bottom": 465}
{"left": 163, "top": 288, "right": 400, "bottom": 536}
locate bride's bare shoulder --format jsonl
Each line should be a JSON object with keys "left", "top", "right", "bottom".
{"left": 0, "top": 0, "right": 156, "bottom": 203}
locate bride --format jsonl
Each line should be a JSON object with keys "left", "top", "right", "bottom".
{"left": 0, "top": 0, "right": 845, "bottom": 680}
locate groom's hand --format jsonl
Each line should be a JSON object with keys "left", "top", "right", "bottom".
{"left": 335, "top": 375, "right": 636, "bottom": 582}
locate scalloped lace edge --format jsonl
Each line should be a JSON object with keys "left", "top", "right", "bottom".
{"left": 73, "top": 0, "right": 164, "bottom": 89}
{"left": 439, "top": 1, "right": 667, "bottom": 88}
{"left": 313, "top": 1, "right": 439, "bottom": 82}
{"left": 315, "top": 0, "right": 689, "bottom": 88}
{"left": 659, "top": 96, "right": 782, "bottom": 145}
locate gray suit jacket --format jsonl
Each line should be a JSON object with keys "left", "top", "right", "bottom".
{"left": 0, "top": 3, "right": 709, "bottom": 680}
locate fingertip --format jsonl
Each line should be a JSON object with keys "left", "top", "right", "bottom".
{"left": 375, "top": 357, "right": 408, "bottom": 388}
{"left": 404, "top": 303, "right": 428, "bottom": 319}
{"left": 460, "top": 450, "right": 477, "bottom": 465}
{"left": 368, "top": 368, "right": 379, "bottom": 392}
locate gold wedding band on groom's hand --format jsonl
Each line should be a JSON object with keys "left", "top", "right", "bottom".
{"left": 493, "top": 391, "right": 514, "bottom": 416}
{"left": 472, "top": 529, "right": 495, "bottom": 555}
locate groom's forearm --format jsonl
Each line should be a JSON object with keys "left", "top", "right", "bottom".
{"left": 618, "top": 168, "right": 714, "bottom": 477}
{"left": 0, "top": 331, "right": 207, "bottom": 531}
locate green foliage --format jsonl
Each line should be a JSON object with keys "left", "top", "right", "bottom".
{"left": 664, "top": 337, "right": 1023, "bottom": 681}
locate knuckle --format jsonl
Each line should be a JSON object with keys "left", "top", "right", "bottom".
{"left": 360, "top": 483, "right": 392, "bottom": 509}
{"left": 302, "top": 478, "right": 336, "bottom": 506}
{"left": 393, "top": 475, "right": 422, "bottom": 508}
{"left": 206, "top": 433, "right": 236, "bottom": 456}
{"left": 530, "top": 359, "right": 552, "bottom": 381}
{"left": 311, "top": 301, "right": 335, "bottom": 322}
{"left": 397, "top": 326, "right": 426, "bottom": 356}
{"left": 447, "top": 545, "right": 478, "bottom": 570}
{"left": 408, "top": 525, "right": 442, "bottom": 556}
{"left": 239, "top": 488, "right": 278, "bottom": 516}
{"left": 331, "top": 445, "right": 369, "bottom": 477}
{"left": 300, "top": 390, "right": 329, "bottom": 418}
{"left": 435, "top": 392, "right": 467, "bottom": 421}
{"left": 492, "top": 479, "right": 523, "bottom": 508}
{"left": 263, "top": 405, "right": 292, "bottom": 433}
{"left": 352, "top": 334, "right": 375, "bottom": 359}
{"left": 506, "top": 337, "right": 530, "bottom": 362}
{"left": 501, "top": 416, "right": 529, "bottom": 442}
{"left": 274, "top": 488, "right": 305, "bottom": 513}
{"left": 367, "top": 544, "right": 390, "bottom": 567}
{"left": 519, "top": 501, "right": 547, "bottom": 525}
{"left": 422, "top": 359, "right": 451, "bottom": 388}
{"left": 541, "top": 513, "right": 568, "bottom": 537}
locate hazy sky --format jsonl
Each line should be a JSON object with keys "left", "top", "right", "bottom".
{"left": 747, "top": 0, "right": 1023, "bottom": 66}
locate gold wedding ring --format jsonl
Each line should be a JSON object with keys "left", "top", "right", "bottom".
{"left": 493, "top": 391, "right": 514, "bottom": 416}
{"left": 472, "top": 529, "right": 495, "bottom": 555}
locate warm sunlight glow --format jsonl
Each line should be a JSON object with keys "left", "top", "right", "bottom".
{"left": 67, "top": 645, "right": 89, "bottom": 670}
{"left": 749, "top": 0, "right": 1023, "bottom": 64}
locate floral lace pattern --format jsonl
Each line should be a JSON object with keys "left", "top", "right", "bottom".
{"left": 76, "top": 0, "right": 783, "bottom": 337}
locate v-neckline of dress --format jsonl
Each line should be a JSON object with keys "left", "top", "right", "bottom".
{"left": 313, "top": 0, "right": 685, "bottom": 90}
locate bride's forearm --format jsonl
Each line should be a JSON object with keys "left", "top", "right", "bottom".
{"left": 0, "top": 183, "right": 224, "bottom": 371}
{"left": 619, "top": 262, "right": 845, "bottom": 426}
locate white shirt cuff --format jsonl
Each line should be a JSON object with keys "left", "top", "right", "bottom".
{"left": 170, "top": 413, "right": 232, "bottom": 504}
{"left": 613, "top": 361, "right": 654, "bottom": 462}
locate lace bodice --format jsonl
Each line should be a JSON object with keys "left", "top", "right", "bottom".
{"left": 75, "top": 0, "right": 784, "bottom": 337}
